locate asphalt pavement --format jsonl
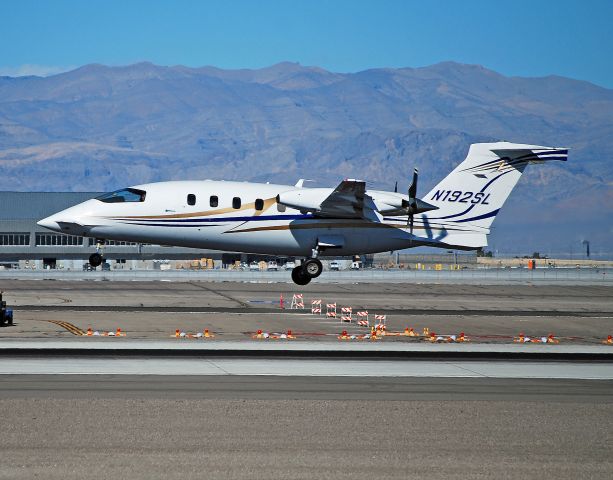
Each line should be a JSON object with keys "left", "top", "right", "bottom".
{"left": 1, "top": 375, "right": 612, "bottom": 480}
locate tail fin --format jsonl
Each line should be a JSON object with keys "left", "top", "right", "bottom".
{"left": 421, "top": 142, "right": 567, "bottom": 248}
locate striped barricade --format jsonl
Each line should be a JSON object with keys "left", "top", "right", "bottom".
{"left": 356, "top": 310, "right": 369, "bottom": 327}
{"left": 311, "top": 299, "right": 322, "bottom": 315}
{"left": 326, "top": 303, "right": 337, "bottom": 318}
{"left": 341, "top": 307, "right": 353, "bottom": 322}
{"left": 374, "top": 314, "right": 386, "bottom": 334}
{"left": 291, "top": 293, "right": 304, "bottom": 309}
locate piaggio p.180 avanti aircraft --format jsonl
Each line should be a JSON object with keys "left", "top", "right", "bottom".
{"left": 38, "top": 142, "right": 567, "bottom": 284}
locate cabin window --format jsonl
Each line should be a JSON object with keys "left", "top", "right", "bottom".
{"left": 232, "top": 197, "right": 241, "bottom": 209}
{"left": 255, "top": 198, "right": 264, "bottom": 211}
{"left": 96, "top": 188, "right": 146, "bottom": 203}
{"left": 277, "top": 202, "right": 286, "bottom": 212}
{"left": 187, "top": 194, "right": 196, "bottom": 206}
{"left": 210, "top": 195, "right": 218, "bottom": 207}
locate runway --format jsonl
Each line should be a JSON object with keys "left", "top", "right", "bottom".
{"left": 2, "top": 279, "right": 613, "bottom": 478}
{"left": 2, "top": 280, "right": 612, "bottom": 343}
{"left": 1, "top": 355, "right": 613, "bottom": 378}
{"left": 1, "top": 375, "right": 612, "bottom": 480}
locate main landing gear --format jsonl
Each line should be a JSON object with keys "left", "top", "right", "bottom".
{"left": 88, "top": 240, "right": 105, "bottom": 268}
{"left": 291, "top": 247, "right": 324, "bottom": 286}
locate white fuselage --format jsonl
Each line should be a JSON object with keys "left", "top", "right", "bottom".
{"left": 38, "top": 180, "right": 421, "bottom": 256}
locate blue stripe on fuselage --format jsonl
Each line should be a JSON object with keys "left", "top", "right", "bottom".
{"left": 116, "top": 214, "right": 310, "bottom": 223}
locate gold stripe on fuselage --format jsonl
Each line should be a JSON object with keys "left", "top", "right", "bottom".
{"left": 111, "top": 197, "right": 277, "bottom": 220}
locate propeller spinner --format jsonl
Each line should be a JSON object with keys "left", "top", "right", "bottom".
{"left": 401, "top": 168, "right": 438, "bottom": 234}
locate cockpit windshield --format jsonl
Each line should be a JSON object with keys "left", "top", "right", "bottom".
{"left": 96, "top": 188, "right": 146, "bottom": 203}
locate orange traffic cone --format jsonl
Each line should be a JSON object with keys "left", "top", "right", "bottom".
{"left": 286, "top": 330, "right": 295, "bottom": 339}
{"left": 87, "top": 327, "right": 93, "bottom": 336}
{"left": 457, "top": 332, "right": 469, "bottom": 342}
{"left": 338, "top": 330, "right": 350, "bottom": 340}
{"left": 603, "top": 335, "right": 613, "bottom": 345}
{"left": 175, "top": 329, "right": 181, "bottom": 338}
{"left": 546, "top": 333, "right": 559, "bottom": 344}
{"left": 203, "top": 329, "right": 214, "bottom": 338}
{"left": 428, "top": 332, "right": 437, "bottom": 343}
{"left": 514, "top": 332, "right": 525, "bottom": 343}
{"left": 116, "top": 327, "right": 124, "bottom": 337}
{"left": 405, "top": 327, "right": 418, "bottom": 337}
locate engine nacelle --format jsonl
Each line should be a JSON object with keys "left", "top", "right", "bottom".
{"left": 276, "top": 188, "right": 332, "bottom": 213}
{"left": 369, "top": 192, "right": 408, "bottom": 214}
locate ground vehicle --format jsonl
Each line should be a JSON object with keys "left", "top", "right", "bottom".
{"left": 101, "top": 262, "right": 111, "bottom": 271}
{"left": 249, "top": 261, "right": 260, "bottom": 271}
{"left": 267, "top": 261, "right": 278, "bottom": 271}
{"left": 350, "top": 261, "right": 361, "bottom": 270}
{"left": 329, "top": 260, "right": 340, "bottom": 271}
{"left": 284, "top": 261, "right": 296, "bottom": 271}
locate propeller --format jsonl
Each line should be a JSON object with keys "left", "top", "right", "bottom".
{"left": 407, "top": 168, "right": 418, "bottom": 233}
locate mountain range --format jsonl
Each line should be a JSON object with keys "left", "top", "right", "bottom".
{"left": 0, "top": 61, "right": 611, "bottom": 254}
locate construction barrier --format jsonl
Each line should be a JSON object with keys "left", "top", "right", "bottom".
{"left": 290, "top": 294, "right": 304, "bottom": 309}
{"left": 374, "top": 314, "right": 386, "bottom": 331}
{"left": 326, "top": 303, "right": 337, "bottom": 318}
{"left": 341, "top": 307, "right": 353, "bottom": 322}
{"left": 311, "top": 299, "right": 322, "bottom": 315}
{"left": 356, "top": 310, "right": 369, "bottom": 327}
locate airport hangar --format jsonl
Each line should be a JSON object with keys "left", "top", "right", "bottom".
{"left": 0, "top": 191, "right": 476, "bottom": 270}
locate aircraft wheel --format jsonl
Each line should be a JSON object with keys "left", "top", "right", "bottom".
{"left": 303, "top": 258, "right": 323, "bottom": 278}
{"left": 291, "top": 266, "right": 311, "bottom": 285}
{"left": 89, "top": 253, "right": 103, "bottom": 267}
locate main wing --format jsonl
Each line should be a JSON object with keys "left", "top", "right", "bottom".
{"left": 317, "top": 179, "right": 369, "bottom": 219}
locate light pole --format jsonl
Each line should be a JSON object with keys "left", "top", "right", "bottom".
{"left": 582, "top": 240, "right": 590, "bottom": 259}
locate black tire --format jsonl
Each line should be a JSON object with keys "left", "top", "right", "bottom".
{"left": 303, "top": 258, "right": 323, "bottom": 278}
{"left": 89, "top": 253, "right": 103, "bottom": 267}
{"left": 291, "top": 266, "right": 311, "bottom": 285}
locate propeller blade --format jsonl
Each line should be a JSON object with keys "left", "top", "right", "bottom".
{"left": 408, "top": 168, "right": 418, "bottom": 200}
{"left": 407, "top": 167, "right": 418, "bottom": 233}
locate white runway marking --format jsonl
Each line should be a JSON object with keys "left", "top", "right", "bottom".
{"left": 1, "top": 358, "right": 613, "bottom": 379}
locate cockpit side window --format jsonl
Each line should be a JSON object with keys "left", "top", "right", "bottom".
{"left": 96, "top": 188, "right": 146, "bottom": 203}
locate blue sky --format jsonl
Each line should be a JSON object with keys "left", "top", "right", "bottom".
{"left": 1, "top": 0, "right": 611, "bottom": 87}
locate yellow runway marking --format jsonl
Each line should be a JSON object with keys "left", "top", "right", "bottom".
{"left": 47, "top": 320, "right": 85, "bottom": 336}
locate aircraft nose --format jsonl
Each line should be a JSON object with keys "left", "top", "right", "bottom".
{"left": 37, "top": 216, "right": 61, "bottom": 232}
